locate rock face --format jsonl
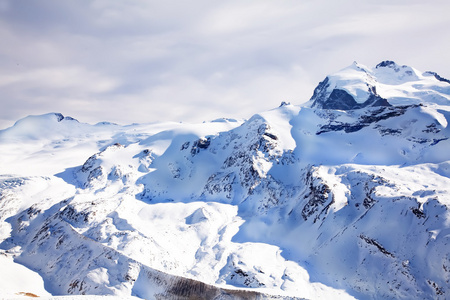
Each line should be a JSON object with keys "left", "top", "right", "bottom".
{"left": 310, "top": 76, "right": 390, "bottom": 110}
{"left": 1, "top": 61, "right": 450, "bottom": 300}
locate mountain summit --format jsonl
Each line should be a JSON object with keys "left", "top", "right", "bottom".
{"left": 0, "top": 62, "right": 449, "bottom": 300}
{"left": 309, "top": 60, "right": 449, "bottom": 110}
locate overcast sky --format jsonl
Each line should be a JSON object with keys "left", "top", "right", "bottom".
{"left": 1, "top": 0, "right": 449, "bottom": 129}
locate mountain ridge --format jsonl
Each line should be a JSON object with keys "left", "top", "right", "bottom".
{"left": 0, "top": 61, "right": 449, "bottom": 299}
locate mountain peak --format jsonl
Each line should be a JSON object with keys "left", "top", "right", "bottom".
{"left": 309, "top": 62, "right": 388, "bottom": 110}
{"left": 12, "top": 112, "right": 79, "bottom": 125}
{"left": 0, "top": 112, "right": 82, "bottom": 140}
{"left": 375, "top": 60, "right": 398, "bottom": 69}
{"left": 308, "top": 61, "right": 450, "bottom": 110}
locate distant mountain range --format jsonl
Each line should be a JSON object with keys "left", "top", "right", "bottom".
{"left": 1, "top": 61, "right": 449, "bottom": 299}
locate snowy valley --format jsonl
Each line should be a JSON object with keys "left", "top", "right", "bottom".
{"left": 0, "top": 61, "right": 449, "bottom": 299}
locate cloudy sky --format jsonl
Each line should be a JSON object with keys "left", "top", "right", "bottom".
{"left": 1, "top": 0, "right": 449, "bottom": 128}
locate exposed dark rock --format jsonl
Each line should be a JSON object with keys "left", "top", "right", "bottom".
{"left": 86, "top": 166, "right": 104, "bottom": 187}
{"left": 363, "top": 93, "right": 391, "bottom": 108}
{"left": 301, "top": 169, "right": 333, "bottom": 222}
{"left": 68, "top": 279, "right": 86, "bottom": 294}
{"left": 317, "top": 105, "right": 417, "bottom": 135}
{"left": 431, "top": 138, "right": 448, "bottom": 146}
{"left": 376, "top": 126, "right": 402, "bottom": 136}
{"left": 52, "top": 113, "right": 78, "bottom": 122}
{"left": 60, "top": 205, "right": 94, "bottom": 226}
{"left": 197, "top": 138, "right": 210, "bottom": 149}
{"left": 424, "top": 71, "right": 450, "bottom": 84}
{"left": 423, "top": 123, "right": 440, "bottom": 134}
{"left": 427, "top": 280, "right": 445, "bottom": 296}
{"left": 322, "top": 89, "right": 359, "bottom": 110}
{"left": 81, "top": 154, "right": 99, "bottom": 173}
{"left": 180, "top": 141, "right": 190, "bottom": 150}
{"left": 191, "top": 138, "right": 211, "bottom": 155}
{"left": 263, "top": 132, "right": 278, "bottom": 140}
{"left": 310, "top": 77, "right": 330, "bottom": 107}
{"left": 376, "top": 60, "right": 397, "bottom": 69}
{"left": 63, "top": 116, "right": 79, "bottom": 122}
{"left": 362, "top": 187, "right": 377, "bottom": 209}
{"left": 360, "top": 234, "right": 394, "bottom": 258}
{"left": 54, "top": 113, "right": 65, "bottom": 122}
{"left": 411, "top": 207, "right": 426, "bottom": 219}
{"left": 311, "top": 85, "right": 390, "bottom": 110}
{"left": 203, "top": 172, "right": 236, "bottom": 199}
{"left": 162, "top": 275, "right": 289, "bottom": 300}
{"left": 0, "top": 178, "right": 26, "bottom": 189}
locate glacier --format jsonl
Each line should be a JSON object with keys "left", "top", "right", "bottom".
{"left": 0, "top": 61, "right": 449, "bottom": 299}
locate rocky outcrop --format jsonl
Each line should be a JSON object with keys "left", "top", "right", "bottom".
{"left": 316, "top": 105, "right": 418, "bottom": 135}
{"left": 310, "top": 75, "right": 390, "bottom": 110}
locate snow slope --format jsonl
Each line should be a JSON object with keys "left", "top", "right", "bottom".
{"left": 0, "top": 252, "right": 51, "bottom": 298}
{"left": 0, "top": 61, "right": 449, "bottom": 299}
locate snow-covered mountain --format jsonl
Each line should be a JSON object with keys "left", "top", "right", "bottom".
{"left": 1, "top": 61, "right": 449, "bottom": 300}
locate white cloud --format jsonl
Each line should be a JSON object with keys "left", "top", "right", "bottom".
{"left": 0, "top": 0, "right": 449, "bottom": 129}
{"left": 0, "top": 67, "right": 118, "bottom": 92}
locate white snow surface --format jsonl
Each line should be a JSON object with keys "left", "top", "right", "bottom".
{"left": 1, "top": 62, "right": 450, "bottom": 300}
